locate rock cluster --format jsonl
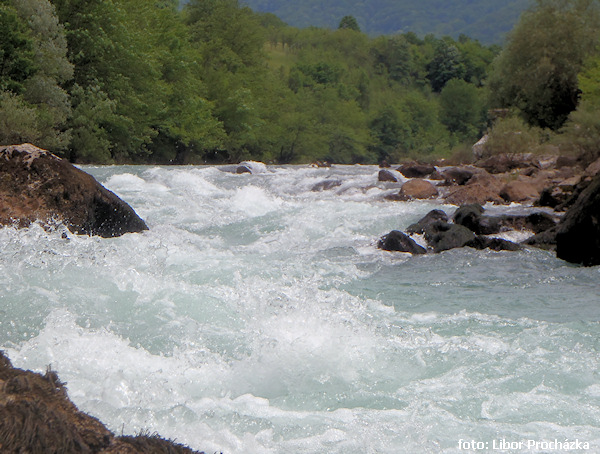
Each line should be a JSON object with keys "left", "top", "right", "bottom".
{"left": 0, "top": 144, "right": 148, "bottom": 237}
{"left": 378, "top": 203, "right": 558, "bottom": 255}
{"left": 0, "top": 351, "right": 203, "bottom": 453}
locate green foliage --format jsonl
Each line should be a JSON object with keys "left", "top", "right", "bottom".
{"left": 484, "top": 116, "right": 542, "bottom": 157}
{"left": 489, "top": 0, "right": 600, "bottom": 130}
{"left": 338, "top": 15, "right": 360, "bottom": 32}
{"left": 0, "top": 4, "right": 36, "bottom": 94}
{"left": 0, "top": 90, "right": 40, "bottom": 144}
{"left": 439, "top": 78, "right": 486, "bottom": 140}
{"left": 427, "top": 40, "right": 466, "bottom": 92}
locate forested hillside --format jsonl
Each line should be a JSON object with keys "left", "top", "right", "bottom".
{"left": 1, "top": 0, "right": 599, "bottom": 166}
{"left": 242, "top": 0, "right": 530, "bottom": 44}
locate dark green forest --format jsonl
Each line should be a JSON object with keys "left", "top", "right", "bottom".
{"left": 1, "top": 0, "right": 599, "bottom": 165}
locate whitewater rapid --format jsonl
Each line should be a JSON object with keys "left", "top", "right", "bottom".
{"left": 1, "top": 164, "right": 599, "bottom": 453}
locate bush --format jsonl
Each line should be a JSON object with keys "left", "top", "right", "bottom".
{"left": 482, "top": 115, "right": 542, "bottom": 157}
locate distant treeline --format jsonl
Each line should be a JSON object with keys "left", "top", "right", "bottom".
{"left": 0, "top": 0, "right": 599, "bottom": 165}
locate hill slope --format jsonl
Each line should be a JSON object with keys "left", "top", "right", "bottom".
{"left": 244, "top": 0, "right": 531, "bottom": 43}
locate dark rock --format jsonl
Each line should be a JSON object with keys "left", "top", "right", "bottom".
{"left": 423, "top": 221, "right": 476, "bottom": 253}
{"left": 311, "top": 179, "right": 342, "bottom": 192}
{"left": 377, "top": 230, "right": 426, "bottom": 254}
{"left": 466, "top": 236, "right": 522, "bottom": 251}
{"left": 522, "top": 226, "right": 557, "bottom": 251}
{"left": 0, "top": 144, "right": 148, "bottom": 237}
{"left": 515, "top": 212, "right": 557, "bottom": 233}
{"left": 406, "top": 209, "right": 449, "bottom": 234}
{"left": 398, "top": 163, "right": 436, "bottom": 178}
{"left": 556, "top": 173, "right": 600, "bottom": 266}
{"left": 452, "top": 204, "right": 485, "bottom": 232}
{"left": 0, "top": 351, "right": 203, "bottom": 454}
{"left": 378, "top": 169, "right": 398, "bottom": 182}
{"left": 442, "top": 167, "right": 474, "bottom": 185}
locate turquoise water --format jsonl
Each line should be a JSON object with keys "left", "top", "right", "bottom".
{"left": 1, "top": 164, "right": 599, "bottom": 453}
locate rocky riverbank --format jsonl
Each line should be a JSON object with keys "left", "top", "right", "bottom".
{"left": 0, "top": 351, "right": 204, "bottom": 453}
{"left": 373, "top": 154, "right": 600, "bottom": 266}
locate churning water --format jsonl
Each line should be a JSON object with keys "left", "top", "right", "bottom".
{"left": 1, "top": 164, "right": 600, "bottom": 453}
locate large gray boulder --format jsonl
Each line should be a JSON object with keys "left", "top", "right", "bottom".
{"left": 0, "top": 144, "right": 148, "bottom": 237}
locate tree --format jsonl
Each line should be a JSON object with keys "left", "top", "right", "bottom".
{"left": 427, "top": 39, "right": 466, "bottom": 92}
{"left": 0, "top": 4, "right": 35, "bottom": 94}
{"left": 0, "top": 90, "right": 40, "bottom": 144}
{"left": 439, "top": 78, "right": 485, "bottom": 139}
{"left": 338, "top": 15, "right": 360, "bottom": 32}
{"left": 10, "top": 0, "right": 73, "bottom": 151}
{"left": 488, "top": 0, "right": 600, "bottom": 130}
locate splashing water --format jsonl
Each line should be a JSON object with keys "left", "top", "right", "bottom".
{"left": 1, "top": 165, "right": 599, "bottom": 453}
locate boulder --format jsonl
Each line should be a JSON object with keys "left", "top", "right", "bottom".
{"left": 423, "top": 221, "right": 476, "bottom": 253}
{"left": 398, "top": 178, "right": 438, "bottom": 200}
{"left": 406, "top": 209, "right": 449, "bottom": 234}
{"left": 452, "top": 204, "right": 493, "bottom": 234}
{"left": 556, "top": 173, "right": 600, "bottom": 266}
{"left": 398, "top": 163, "right": 436, "bottom": 178}
{"left": 377, "top": 230, "right": 426, "bottom": 254}
{"left": 235, "top": 165, "right": 252, "bottom": 174}
{"left": 521, "top": 226, "right": 558, "bottom": 251}
{"left": 584, "top": 157, "right": 600, "bottom": 177}
{"left": 443, "top": 183, "right": 504, "bottom": 206}
{"left": 465, "top": 236, "right": 522, "bottom": 251}
{"left": 442, "top": 167, "right": 474, "bottom": 185}
{"left": 0, "top": 144, "right": 148, "bottom": 237}
{"left": 476, "top": 153, "right": 540, "bottom": 174}
{"left": 0, "top": 351, "right": 202, "bottom": 454}
{"left": 311, "top": 179, "right": 342, "bottom": 192}
{"left": 378, "top": 169, "right": 398, "bottom": 182}
{"left": 499, "top": 181, "right": 540, "bottom": 203}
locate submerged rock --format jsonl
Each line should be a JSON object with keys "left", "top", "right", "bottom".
{"left": 311, "top": 179, "right": 343, "bottom": 192}
{"left": 377, "top": 230, "right": 426, "bottom": 254}
{"left": 0, "top": 144, "right": 148, "bottom": 237}
{"left": 0, "top": 350, "right": 203, "bottom": 453}
{"left": 378, "top": 169, "right": 398, "bottom": 182}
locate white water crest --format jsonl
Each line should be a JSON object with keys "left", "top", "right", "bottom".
{"left": 2, "top": 165, "right": 600, "bottom": 453}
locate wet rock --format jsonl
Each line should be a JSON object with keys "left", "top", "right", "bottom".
{"left": 378, "top": 169, "right": 398, "bottom": 182}
{"left": 465, "top": 236, "right": 522, "bottom": 251}
{"left": 522, "top": 226, "right": 558, "bottom": 251}
{"left": 0, "top": 351, "right": 203, "bottom": 454}
{"left": 452, "top": 204, "right": 493, "bottom": 234}
{"left": 377, "top": 230, "right": 426, "bottom": 254}
{"left": 406, "top": 209, "right": 449, "bottom": 234}
{"left": 398, "top": 179, "right": 438, "bottom": 200}
{"left": 0, "top": 144, "right": 148, "bottom": 237}
{"left": 236, "top": 165, "right": 252, "bottom": 174}
{"left": 423, "top": 221, "right": 476, "bottom": 253}
{"left": 311, "top": 179, "right": 342, "bottom": 192}
{"left": 556, "top": 173, "right": 600, "bottom": 266}
{"left": 398, "top": 163, "right": 436, "bottom": 179}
